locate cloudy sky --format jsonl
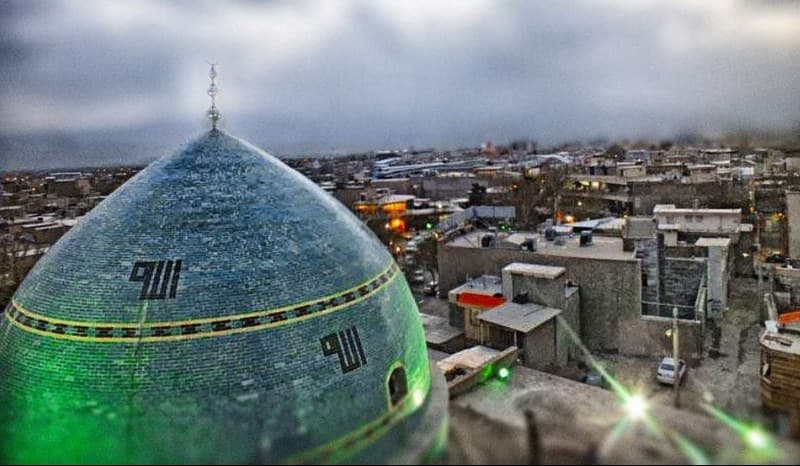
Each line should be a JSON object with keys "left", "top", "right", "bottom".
{"left": 1, "top": 0, "right": 800, "bottom": 169}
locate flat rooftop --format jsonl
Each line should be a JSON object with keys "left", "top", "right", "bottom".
{"left": 504, "top": 263, "right": 565, "bottom": 280}
{"left": 653, "top": 204, "right": 741, "bottom": 215}
{"left": 437, "top": 345, "right": 500, "bottom": 373}
{"left": 446, "top": 230, "right": 636, "bottom": 261}
{"left": 477, "top": 302, "right": 562, "bottom": 333}
{"left": 449, "top": 275, "right": 503, "bottom": 296}
{"left": 695, "top": 237, "right": 732, "bottom": 248}
{"left": 761, "top": 324, "right": 800, "bottom": 356}
{"left": 420, "top": 313, "right": 464, "bottom": 346}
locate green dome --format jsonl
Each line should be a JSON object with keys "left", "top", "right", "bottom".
{"left": 0, "top": 130, "right": 447, "bottom": 464}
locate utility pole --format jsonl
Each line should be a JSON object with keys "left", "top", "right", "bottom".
{"left": 525, "top": 410, "right": 542, "bottom": 465}
{"left": 672, "top": 306, "right": 681, "bottom": 409}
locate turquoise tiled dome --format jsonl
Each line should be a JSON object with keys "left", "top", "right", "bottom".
{"left": 0, "top": 129, "right": 447, "bottom": 464}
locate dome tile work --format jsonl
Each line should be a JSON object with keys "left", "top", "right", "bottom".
{"left": 0, "top": 129, "right": 448, "bottom": 464}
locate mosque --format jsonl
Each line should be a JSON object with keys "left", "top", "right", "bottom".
{"left": 0, "top": 66, "right": 448, "bottom": 464}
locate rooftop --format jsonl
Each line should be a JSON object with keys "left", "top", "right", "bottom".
{"left": 420, "top": 313, "right": 464, "bottom": 346}
{"left": 449, "top": 275, "right": 503, "bottom": 296}
{"left": 446, "top": 230, "right": 636, "bottom": 262}
{"left": 653, "top": 204, "right": 741, "bottom": 215}
{"left": 760, "top": 328, "right": 800, "bottom": 356}
{"left": 477, "top": 302, "right": 562, "bottom": 333}
{"left": 695, "top": 237, "right": 732, "bottom": 248}
{"left": 503, "top": 263, "right": 565, "bottom": 280}
{"left": 437, "top": 345, "right": 500, "bottom": 373}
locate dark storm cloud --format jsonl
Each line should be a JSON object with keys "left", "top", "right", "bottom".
{"left": 1, "top": 0, "right": 799, "bottom": 169}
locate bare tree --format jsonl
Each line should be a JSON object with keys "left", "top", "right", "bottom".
{"left": 505, "top": 167, "right": 568, "bottom": 229}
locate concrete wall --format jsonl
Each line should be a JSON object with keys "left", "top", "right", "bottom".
{"left": 464, "top": 306, "right": 485, "bottom": 343}
{"left": 619, "top": 315, "right": 704, "bottom": 361}
{"left": 438, "top": 245, "right": 641, "bottom": 352}
{"left": 522, "top": 320, "right": 557, "bottom": 371}
{"left": 421, "top": 176, "right": 486, "bottom": 201}
{"left": 658, "top": 257, "right": 706, "bottom": 315}
{"left": 503, "top": 273, "right": 564, "bottom": 309}
{"left": 654, "top": 210, "right": 740, "bottom": 235}
{"left": 774, "top": 266, "right": 800, "bottom": 308}
{"left": 634, "top": 238, "right": 660, "bottom": 310}
{"left": 706, "top": 244, "right": 729, "bottom": 319}
{"left": 558, "top": 289, "right": 581, "bottom": 363}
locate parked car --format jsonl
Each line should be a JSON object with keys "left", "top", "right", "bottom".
{"left": 423, "top": 280, "right": 438, "bottom": 296}
{"left": 656, "top": 357, "right": 687, "bottom": 385}
{"left": 411, "top": 269, "right": 426, "bottom": 284}
{"left": 581, "top": 368, "right": 613, "bottom": 390}
{"left": 582, "top": 370, "right": 603, "bottom": 387}
{"left": 765, "top": 252, "right": 788, "bottom": 264}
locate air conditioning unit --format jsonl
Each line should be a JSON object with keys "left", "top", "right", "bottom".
{"left": 580, "top": 231, "right": 593, "bottom": 247}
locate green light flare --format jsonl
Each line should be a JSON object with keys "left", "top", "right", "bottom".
{"left": 701, "top": 403, "right": 750, "bottom": 436}
{"left": 623, "top": 393, "right": 647, "bottom": 421}
{"left": 598, "top": 416, "right": 632, "bottom": 459}
{"left": 478, "top": 363, "right": 495, "bottom": 384}
{"left": 700, "top": 403, "right": 778, "bottom": 459}
{"left": 555, "top": 315, "right": 711, "bottom": 465}
{"left": 555, "top": 316, "right": 629, "bottom": 400}
{"left": 664, "top": 428, "right": 711, "bottom": 465}
{"left": 497, "top": 367, "right": 511, "bottom": 382}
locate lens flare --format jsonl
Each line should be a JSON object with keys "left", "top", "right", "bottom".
{"left": 497, "top": 367, "right": 510, "bottom": 381}
{"left": 624, "top": 393, "right": 648, "bottom": 421}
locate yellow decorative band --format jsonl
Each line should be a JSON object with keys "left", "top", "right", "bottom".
{"left": 4, "top": 263, "right": 399, "bottom": 343}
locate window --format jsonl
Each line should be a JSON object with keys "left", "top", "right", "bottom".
{"left": 387, "top": 365, "right": 408, "bottom": 408}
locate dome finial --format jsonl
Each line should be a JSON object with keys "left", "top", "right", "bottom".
{"left": 207, "top": 62, "right": 221, "bottom": 129}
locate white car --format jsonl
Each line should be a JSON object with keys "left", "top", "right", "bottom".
{"left": 656, "top": 357, "right": 687, "bottom": 385}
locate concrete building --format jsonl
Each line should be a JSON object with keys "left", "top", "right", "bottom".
{"left": 477, "top": 303, "right": 564, "bottom": 371}
{"left": 686, "top": 164, "right": 717, "bottom": 182}
{"left": 623, "top": 215, "right": 725, "bottom": 321}
{"left": 617, "top": 163, "right": 647, "bottom": 178}
{"left": 653, "top": 204, "right": 742, "bottom": 238}
{"left": 0, "top": 205, "right": 24, "bottom": 220}
{"left": 421, "top": 174, "right": 486, "bottom": 201}
{"left": 446, "top": 263, "right": 581, "bottom": 371}
{"left": 564, "top": 174, "right": 748, "bottom": 216}
{"left": 438, "top": 229, "right": 641, "bottom": 352}
{"left": 760, "top": 316, "right": 800, "bottom": 437}
{"left": 447, "top": 275, "right": 505, "bottom": 343}
{"left": 788, "top": 191, "right": 800, "bottom": 259}
{"left": 654, "top": 204, "right": 753, "bottom": 278}
{"left": 696, "top": 237, "right": 731, "bottom": 319}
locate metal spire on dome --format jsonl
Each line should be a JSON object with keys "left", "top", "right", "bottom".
{"left": 207, "top": 62, "right": 221, "bottom": 129}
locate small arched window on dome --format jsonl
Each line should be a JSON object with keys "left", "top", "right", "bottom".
{"left": 387, "top": 364, "right": 408, "bottom": 408}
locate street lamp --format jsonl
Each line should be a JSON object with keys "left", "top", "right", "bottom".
{"left": 672, "top": 306, "right": 681, "bottom": 409}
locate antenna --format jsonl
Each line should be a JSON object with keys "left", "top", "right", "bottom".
{"left": 207, "top": 62, "right": 221, "bottom": 129}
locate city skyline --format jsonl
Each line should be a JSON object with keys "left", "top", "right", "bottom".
{"left": 2, "top": 1, "right": 800, "bottom": 170}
